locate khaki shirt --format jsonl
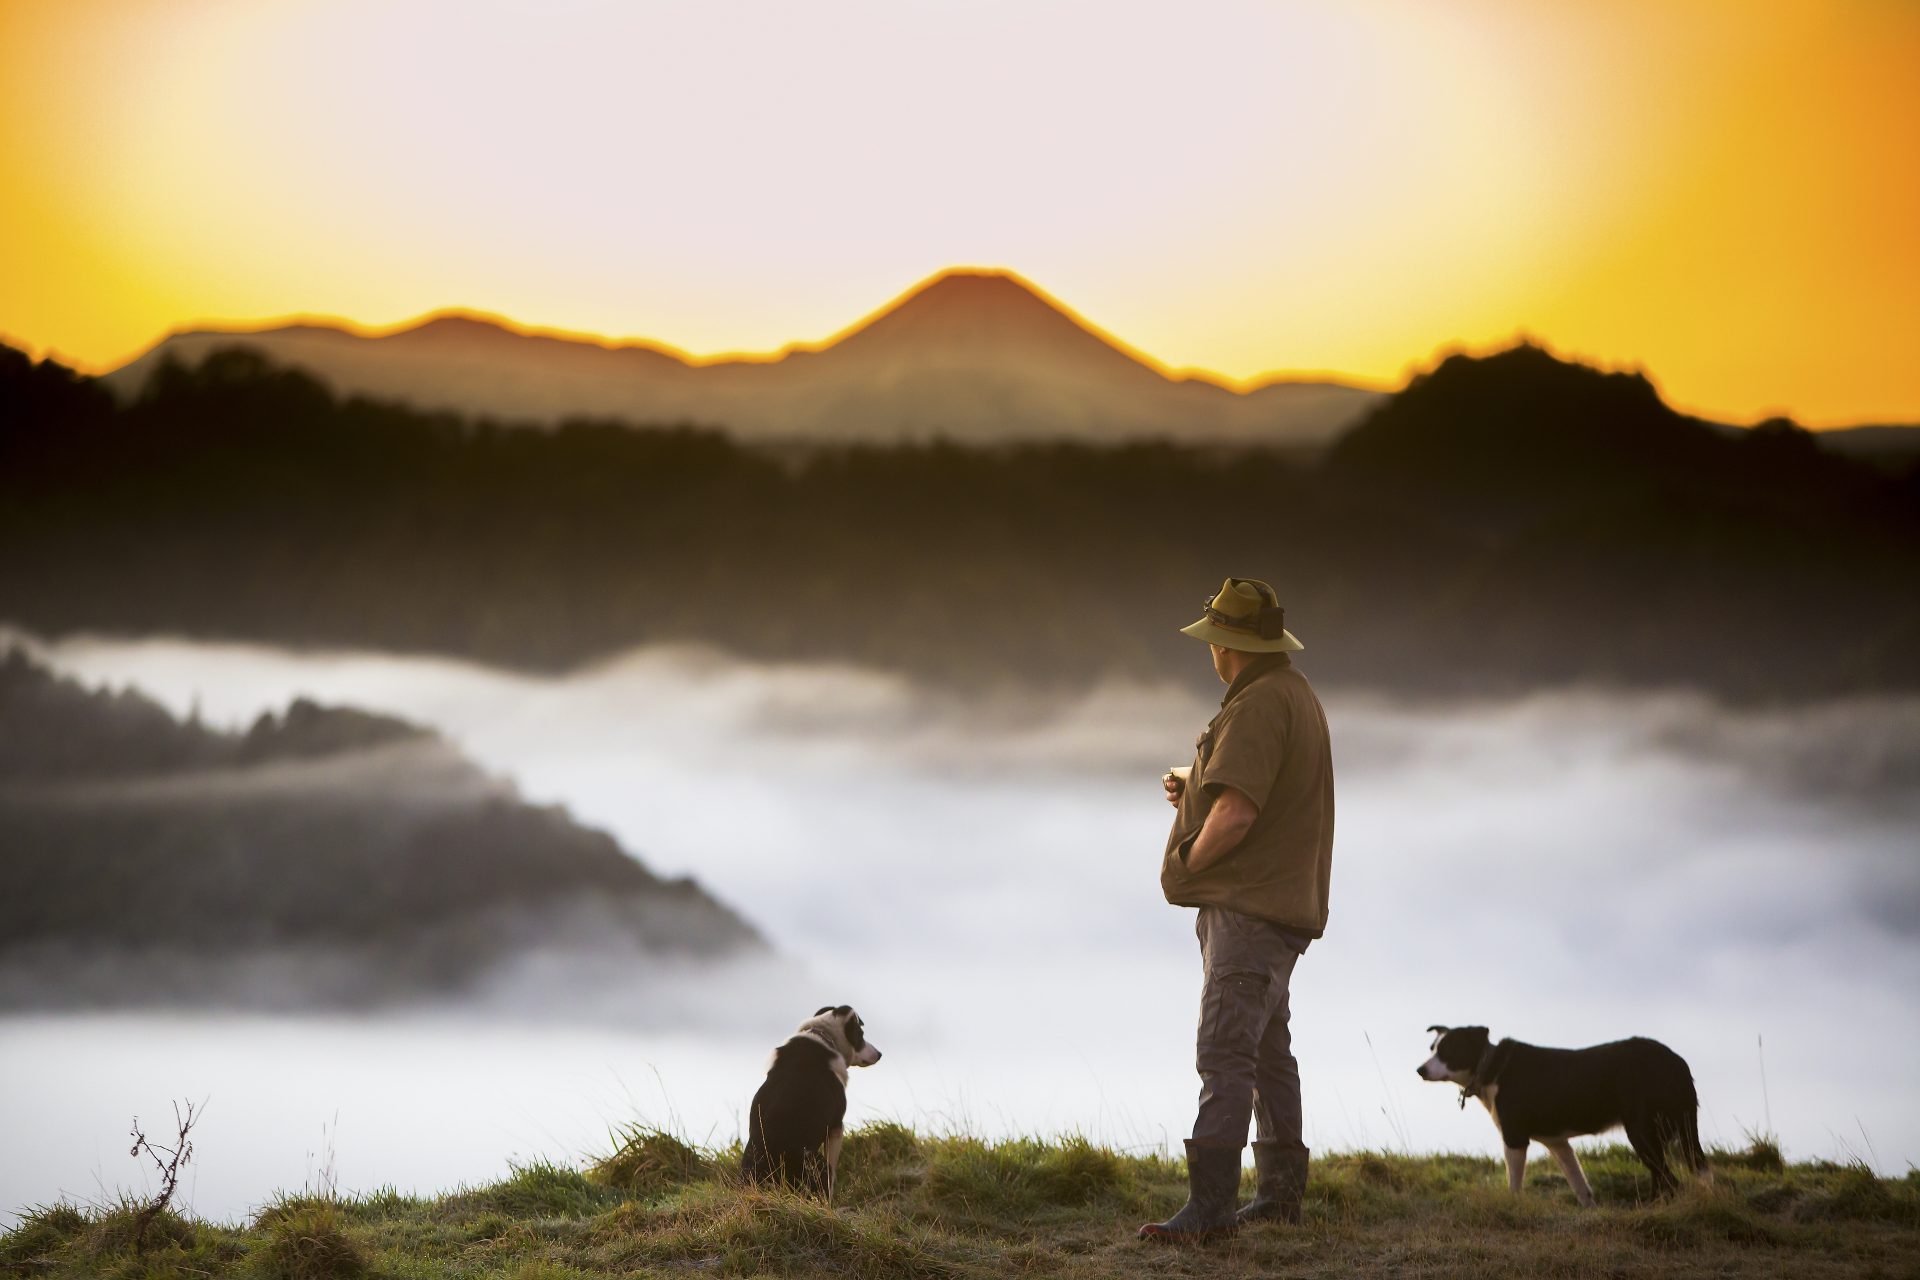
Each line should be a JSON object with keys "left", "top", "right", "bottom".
{"left": 1160, "top": 653, "right": 1336, "bottom": 936}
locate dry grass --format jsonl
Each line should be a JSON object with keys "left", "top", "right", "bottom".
{"left": 5, "top": 1133, "right": 1916, "bottom": 1279}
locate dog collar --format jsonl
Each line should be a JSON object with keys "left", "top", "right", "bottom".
{"left": 1459, "top": 1042, "right": 1505, "bottom": 1109}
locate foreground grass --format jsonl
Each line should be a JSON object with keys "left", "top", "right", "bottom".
{"left": 7, "top": 1127, "right": 1918, "bottom": 1279}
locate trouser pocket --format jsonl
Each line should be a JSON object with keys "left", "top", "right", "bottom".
{"left": 1197, "top": 970, "right": 1270, "bottom": 1061}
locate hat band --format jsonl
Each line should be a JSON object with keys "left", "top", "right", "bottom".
{"left": 1203, "top": 603, "right": 1288, "bottom": 640}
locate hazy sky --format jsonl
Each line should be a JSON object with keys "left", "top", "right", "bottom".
{"left": 2, "top": 0, "right": 1915, "bottom": 425}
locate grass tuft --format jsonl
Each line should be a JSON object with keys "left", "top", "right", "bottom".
{"left": 1027, "top": 1136, "right": 1131, "bottom": 1207}
{"left": 1, "top": 1197, "right": 251, "bottom": 1280}
{"left": 1632, "top": 1185, "right": 1786, "bottom": 1250}
{"left": 588, "top": 1125, "right": 712, "bottom": 1196}
{"left": 82, "top": 1199, "right": 197, "bottom": 1256}
{"left": 253, "top": 1200, "right": 368, "bottom": 1280}
{"left": 835, "top": 1121, "right": 925, "bottom": 1204}
{"left": 445, "top": 1160, "right": 622, "bottom": 1220}
{"left": 922, "top": 1134, "right": 1141, "bottom": 1222}
{"left": 1714, "top": 1135, "right": 1787, "bottom": 1174}
{"left": 602, "top": 1182, "right": 963, "bottom": 1279}
{"left": 1791, "top": 1163, "right": 1920, "bottom": 1225}
{"left": 0, "top": 1203, "right": 89, "bottom": 1271}
{"left": 1351, "top": 1152, "right": 1398, "bottom": 1187}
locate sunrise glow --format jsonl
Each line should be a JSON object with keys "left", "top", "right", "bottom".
{"left": 2, "top": 0, "right": 1915, "bottom": 425}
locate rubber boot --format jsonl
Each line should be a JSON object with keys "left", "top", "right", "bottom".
{"left": 1137, "top": 1141, "right": 1243, "bottom": 1243}
{"left": 1236, "top": 1141, "right": 1308, "bottom": 1225}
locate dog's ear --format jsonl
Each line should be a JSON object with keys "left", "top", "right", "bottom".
{"left": 1426, "top": 1025, "right": 1449, "bottom": 1036}
{"left": 815, "top": 1006, "right": 836, "bottom": 1017}
{"left": 834, "top": 1005, "right": 853, "bottom": 1017}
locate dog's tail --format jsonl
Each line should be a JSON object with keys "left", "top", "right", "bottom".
{"left": 1675, "top": 1071, "right": 1713, "bottom": 1184}
{"left": 1680, "top": 1107, "right": 1712, "bottom": 1182}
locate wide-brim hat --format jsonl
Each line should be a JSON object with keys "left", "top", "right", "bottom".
{"left": 1179, "top": 577, "right": 1304, "bottom": 653}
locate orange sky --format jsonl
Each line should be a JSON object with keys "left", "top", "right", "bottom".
{"left": 1, "top": 0, "right": 1915, "bottom": 426}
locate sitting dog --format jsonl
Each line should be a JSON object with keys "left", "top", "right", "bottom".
{"left": 1418, "top": 1024, "right": 1709, "bottom": 1205}
{"left": 741, "top": 1005, "right": 882, "bottom": 1200}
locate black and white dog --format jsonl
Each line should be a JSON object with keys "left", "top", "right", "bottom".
{"left": 1418, "top": 1024, "right": 1710, "bottom": 1206}
{"left": 741, "top": 1005, "right": 882, "bottom": 1200}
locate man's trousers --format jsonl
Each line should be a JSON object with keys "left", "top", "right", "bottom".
{"left": 1190, "top": 905, "right": 1307, "bottom": 1149}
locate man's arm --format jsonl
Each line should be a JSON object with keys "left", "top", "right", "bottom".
{"left": 1183, "top": 785, "right": 1258, "bottom": 874}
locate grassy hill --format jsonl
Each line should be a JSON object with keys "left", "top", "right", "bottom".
{"left": 7, "top": 1127, "right": 1915, "bottom": 1279}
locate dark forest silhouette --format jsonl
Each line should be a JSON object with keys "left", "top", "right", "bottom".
{"left": 3, "top": 340, "right": 1916, "bottom": 701}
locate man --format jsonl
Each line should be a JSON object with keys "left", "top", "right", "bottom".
{"left": 1138, "top": 577, "right": 1335, "bottom": 1244}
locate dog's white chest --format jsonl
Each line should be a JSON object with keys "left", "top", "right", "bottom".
{"left": 1476, "top": 1083, "right": 1501, "bottom": 1129}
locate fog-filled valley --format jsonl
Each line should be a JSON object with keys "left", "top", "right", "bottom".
{"left": 4, "top": 630, "right": 1915, "bottom": 1225}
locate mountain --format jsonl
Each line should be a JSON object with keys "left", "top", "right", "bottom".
{"left": 99, "top": 269, "right": 1385, "bottom": 446}
{"left": 0, "top": 648, "right": 765, "bottom": 1013}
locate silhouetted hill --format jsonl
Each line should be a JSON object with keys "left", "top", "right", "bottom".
{"left": 0, "top": 648, "right": 765, "bottom": 1012}
{"left": 1327, "top": 343, "right": 1899, "bottom": 520}
{"left": 99, "top": 269, "right": 1384, "bottom": 445}
{"left": 1317, "top": 344, "right": 1919, "bottom": 689}
{"left": 3, "top": 340, "right": 1915, "bottom": 701}
{"left": 1330, "top": 344, "right": 1720, "bottom": 486}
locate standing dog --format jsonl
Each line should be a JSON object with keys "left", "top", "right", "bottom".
{"left": 1418, "top": 1024, "right": 1709, "bottom": 1206}
{"left": 742, "top": 1005, "right": 882, "bottom": 1200}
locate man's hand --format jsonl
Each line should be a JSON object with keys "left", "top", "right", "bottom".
{"left": 1183, "top": 786, "right": 1258, "bottom": 874}
{"left": 1163, "top": 772, "right": 1184, "bottom": 807}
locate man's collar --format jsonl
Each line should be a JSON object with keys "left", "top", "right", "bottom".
{"left": 1221, "top": 652, "right": 1292, "bottom": 705}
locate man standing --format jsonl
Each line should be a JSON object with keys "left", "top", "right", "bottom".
{"left": 1139, "top": 577, "right": 1335, "bottom": 1243}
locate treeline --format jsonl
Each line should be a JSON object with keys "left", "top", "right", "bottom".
{"left": 2, "top": 340, "right": 1916, "bottom": 701}
{"left": 0, "top": 645, "right": 428, "bottom": 778}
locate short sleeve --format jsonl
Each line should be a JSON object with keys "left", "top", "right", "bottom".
{"left": 1202, "top": 695, "right": 1288, "bottom": 813}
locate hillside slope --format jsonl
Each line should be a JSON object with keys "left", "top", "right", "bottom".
{"left": 0, "top": 649, "right": 764, "bottom": 1012}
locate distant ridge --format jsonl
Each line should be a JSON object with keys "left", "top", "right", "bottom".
{"left": 101, "top": 269, "right": 1386, "bottom": 445}
{"left": 0, "top": 647, "right": 767, "bottom": 1013}
{"left": 1808, "top": 422, "right": 1920, "bottom": 459}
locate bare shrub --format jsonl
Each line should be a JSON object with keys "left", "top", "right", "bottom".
{"left": 127, "top": 1098, "right": 200, "bottom": 1251}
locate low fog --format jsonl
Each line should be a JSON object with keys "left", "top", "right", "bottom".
{"left": 3, "top": 627, "right": 1916, "bottom": 1223}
